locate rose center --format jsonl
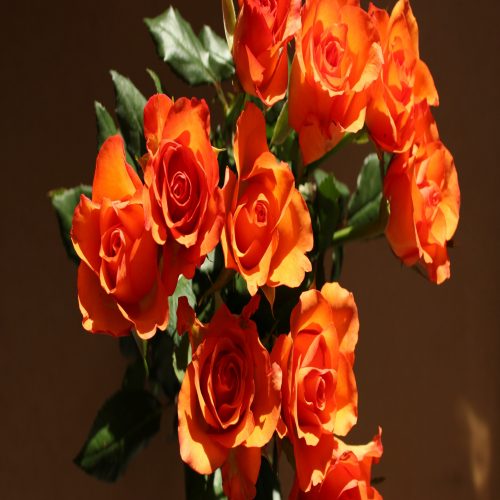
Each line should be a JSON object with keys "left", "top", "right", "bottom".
{"left": 420, "top": 182, "right": 442, "bottom": 219}
{"left": 316, "top": 377, "right": 326, "bottom": 411}
{"left": 170, "top": 171, "right": 191, "bottom": 205}
{"left": 99, "top": 225, "right": 130, "bottom": 293}
{"left": 253, "top": 200, "right": 268, "bottom": 226}
{"left": 219, "top": 360, "right": 238, "bottom": 393}
{"left": 324, "top": 39, "right": 342, "bottom": 71}
{"left": 103, "top": 228, "right": 126, "bottom": 259}
{"left": 314, "top": 25, "right": 349, "bottom": 88}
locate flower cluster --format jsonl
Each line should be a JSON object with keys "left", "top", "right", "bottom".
{"left": 234, "top": 0, "right": 460, "bottom": 283}
{"left": 59, "top": 0, "right": 462, "bottom": 497}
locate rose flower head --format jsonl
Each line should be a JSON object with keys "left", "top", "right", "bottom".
{"left": 143, "top": 94, "right": 225, "bottom": 294}
{"left": 71, "top": 135, "right": 169, "bottom": 338}
{"left": 384, "top": 109, "right": 460, "bottom": 284}
{"left": 366, "top": 0, "right": 439, "bottom": 153}
{"left": 291, "top": 429, "right": 383, "bottom": 499}
{"left": 177, "top": 295, "right": 281, "bottom": 499}
{"left": 289, "top": 0, "right": 383, "bottom": 165}
{"left": 271, "top": 282, "right": 359, "bottom": 491}
{"left": 222, "top": 102, "right": 313, "bottom": 296}
{"left": 233, "top": 0, "right": 301, "bottom": 106}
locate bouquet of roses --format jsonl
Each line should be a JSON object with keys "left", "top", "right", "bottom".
{"left": 49, "top": 0, "right": 460, "bottom": 498}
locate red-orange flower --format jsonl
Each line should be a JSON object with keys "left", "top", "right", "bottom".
{"left": 143, "top": 94, "right": 224, "bottom": 294}
{"left": 288, "top": 0, "right": 383, "bottom": 165}
{"left": 71, "top": 135, "right": 169, "bottom": 338}
{"left": 384, "top": 112, "right": 460, "bottom": 284}
{"left": 366, "top": 0, "right": 439, "bottom": 153}
{"left": 177, "top": 296, "right": 281, "bottom": 499}
{"left": 271, "top": 283, "right": 359, "bottom": 491}
{"left": 233, "top": 0, "right": 301, "bottom": 106}
{"left": 290, "top": 429, "right": 383, "bottom": 499}
{"left": 222, "top": 102, "right": 313, "bottom": 296}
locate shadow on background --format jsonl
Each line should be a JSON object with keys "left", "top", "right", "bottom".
{"left": 1, "top": 0, "right": 499, "bottom": 498}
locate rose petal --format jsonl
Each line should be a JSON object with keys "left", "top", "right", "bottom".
{"left": 92, "top": 135, "right": 141, "bottom": 203}
{"left": 77, "top": 262, "right": 131, "bottom": 337}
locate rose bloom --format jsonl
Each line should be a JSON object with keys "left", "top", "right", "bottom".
{"left": 177, "top": 296, "right": 281, "bottom": 499}
{"left": 290, "top": 430, "right": 383, "bottom": 499}
{"left": 233, "top": 0, "right": 301, "bottom": 106}
{"left": 366, "top": 0, "right": 439, "bottom": 153}
{"left": 271, "top": 283, "right": 359, "bottom": 491}
{"left": 288, "top": 0, "right": 383, "bottom": 165}
{"left": 222, "top": 102, "right": 313, "bottom": 296}
{"left": 71, "top": 135, "right": 169, "bottom": 338}
{"left": 143, "top": 94, "right": 224, "bottom": 294}
{"left": 384, "top": 104, "right": 460, "bottom": 284}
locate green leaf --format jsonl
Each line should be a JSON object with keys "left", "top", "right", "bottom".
{"left": 331, "top": 245, "right": 344, "bottom": 282}
{"left": 94, "top": 101, "right": 118, "bottom": 149}
{"left": 271, "top": 101, "right": 291, "bottom": 146}
{"left": 332, "top": 154, "right": 389, "bottom": 246}
{"left": 74, "top": 390, "right": 161, "bottom": 482}
{"left": 173, "top": 330, "right": 191, "bottom": 384}
{"left": 226, "top": 92, "right": 246, "bottom": 126}
{"left": 145, "top": 7, "right": 234, "bottom": 86}
{"left": 199, "top": 26, "right": 234, "bottom": 81}
{"left": 313, "top": 170, "right": 349, "bottom": 252}
{"left": 146, "top": 68, "right": 163, "bottom": 93}
{"left": 167, "top": 275, "right": 196, "bottom": 383}
{"left": 94, "top": 101, "right": 135, "bottom": 166}
{"left": 348, "top": 153, "right": 382, "bottom": 219}
{"left": 348, "top": 192, "right": 383, "bottom": 228}
{"left": 234, "top": 272, "right": 249, "bottom": 296}
{"left": 110, "top": 70, "right": 146, "bottom": 166}
{"left": 212, "top": 468, "right": 225, "bottom": 498}
{"left": 167, "top": 276, "right": 196, "bottom": 346}
{"left": 49, "top": 185, "right": 92, "bottom": 262}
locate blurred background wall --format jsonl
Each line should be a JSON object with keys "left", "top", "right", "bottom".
{"left": 1, "top": 0, "right": 499, "bottom": 498}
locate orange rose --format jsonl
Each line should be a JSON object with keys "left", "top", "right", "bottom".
{"left": 366, "top": 0, "right": 439, "bottom": 153}
{"left": 384, "top": 111, "right": 460, "bottom": 284}
{"left": 71, "top": 135, "right": 169, "bottom": 338}
{"left": 290, "top": 430, "right": 383, "bottom": 499}
{"left": 288, "top": 0, "right": 383, "bottom": 165}
{"left": 271, "top": 283, "right": 359, "bottom": 491}
{"left": 233, "top": 0, "right": 301, "bottom": 106}
{"left": 143, "top": 94, "right": 224, "bottom": 294}
{"left": 177, "top": 296, "right": 281, "bottom": 499}
{"left": 221, "top": 102, "right": 313, "bottom": 296}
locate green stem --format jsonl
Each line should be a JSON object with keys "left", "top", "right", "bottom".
{"left": 132, "top": 330, "right": 149, "bottom": 378}
{"left": 332, "top": 224, "right": 384, "bottom": 246}
{"left": 214, "top": 81, "right": 229, "bottom": 114}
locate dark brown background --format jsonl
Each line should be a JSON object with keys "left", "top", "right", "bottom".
{"left": 1, "top": 0, "right": 499, "bottom": 498}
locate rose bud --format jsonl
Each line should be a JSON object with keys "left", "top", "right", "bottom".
{"left": 233, "top": 0, "right": 301, "bottom": 106}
